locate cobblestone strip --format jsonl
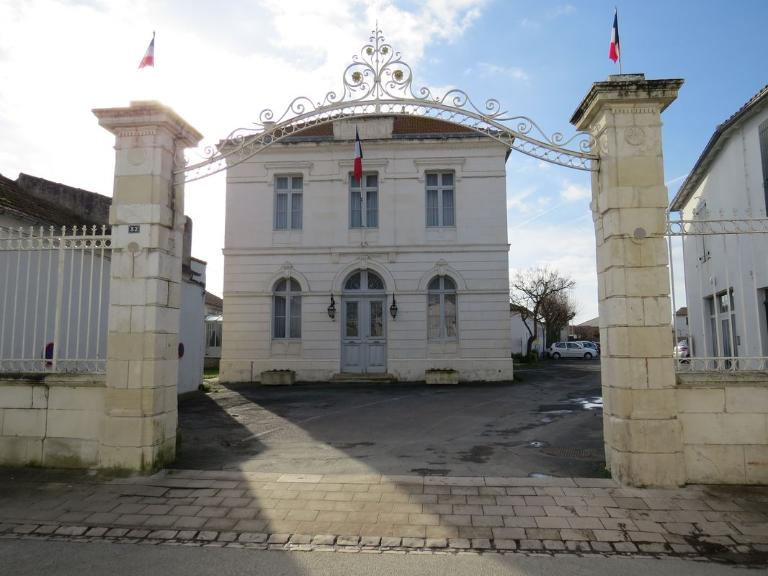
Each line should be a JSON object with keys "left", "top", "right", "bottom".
{"left": 1, "top": 520, "right": 766, "bottom": 563}
{"left": 2, "top": 472, "right": 767, "bottom": 564}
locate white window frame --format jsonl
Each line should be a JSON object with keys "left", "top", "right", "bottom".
{"left": 427, "top": 275, "right": 458, "bottom": 341}
{"left": 272, "top": 278, "right": 302, "bottom": 339}
{"left": 350, "top": 172, "right": 378, "bottom": 229}
{"left": 274, "top": 175, "right": 303, "bottom": 231}
{"left": 425, "top": 171, "right": 455, "bottom": 227}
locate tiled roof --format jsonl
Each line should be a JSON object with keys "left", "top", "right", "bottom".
{"left": 291, "top": 124, "right": 334, "bottom": 137}
{"left": 205, "top": 291, "right": 223, "bottom": 310}
{"left": 392, "top": 116, "right": 474, "bottom": 135}
{"left": 670, "top": 84, "right": 768, "bottom": 211}
{"left": 0, "top": 173, "right": 110, "bottom": 229}
{"left": 285, "top": 115, "right": 480, "bottom": 141}
{"left": 0, "top": 174, "right": 84, "bottom": 228}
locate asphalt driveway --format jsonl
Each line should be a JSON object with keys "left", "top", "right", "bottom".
{"left": 175, "top": 360, "right": 604, "bottom": 478}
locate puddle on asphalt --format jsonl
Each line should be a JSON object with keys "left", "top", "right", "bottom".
{"left": 528, "top": 441, "right": 547, "bottom": 448}
{"left": 458, "top": 445, "right": 494, "bottom": 463}
{"left": 573, "top": 396, "right": 603, "bottom": 410}
{"left": 538, "top": 396, "right": 603, "bottom": 414}
{"left": 537, "top": 405, "right": 575, "bottom": 414}
{"left": 528, "top": 472, "right": 555, "bottom": 479}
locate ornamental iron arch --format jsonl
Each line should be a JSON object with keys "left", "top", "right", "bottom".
{"left": 176, "top": 28, "right": 597, "bottom": 184}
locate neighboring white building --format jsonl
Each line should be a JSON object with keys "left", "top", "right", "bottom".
{"left": 221, "top": 116, "right": 513, "bottom": 382}
{"left": 674, "top": 307, "right": 689, "bottom": 342}
{"left": 178, "top": 256, "right": 207, "bottom": 394}
{"left": 670, "top": 85, "right": 768, "bottom": 361}
{"left": 204, "top": 291, "right": 223, "bottom": 369}
{"left": 510, "top": 305, "right": 546, "bottom": 356}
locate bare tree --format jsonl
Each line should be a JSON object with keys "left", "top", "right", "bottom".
{"left": 510, "top": 267, "right": 575, "bottom": 356}
{"left": 540, "top": 291, "right": 578, "bottom": 347}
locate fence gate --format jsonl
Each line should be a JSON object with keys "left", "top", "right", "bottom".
{"left": 667, "top": 214, "right": 768, "bottom": 372}
{"left": 0, "top": 225, "right": 112, "bottom": 373}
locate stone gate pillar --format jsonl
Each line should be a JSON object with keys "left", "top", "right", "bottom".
{"left": 571, "top": 75, "right": 685, "bottom": 487}
{"left": 93, "top": 102, "right": 202, "bottom": 471}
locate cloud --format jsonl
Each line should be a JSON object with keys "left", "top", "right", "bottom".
{"left": 473, "top": 62, "right": 529, "bottom": 82}
{"left": 0, "top": 0, "right": 487, "bottom": 298}
{"left": 560, "top": 181, "right": 591, "bottom": 202}
{"left": 548, "top": 4, "right": 576, "bottom": 18}
{"left": 518, "top": 4, "right": 576, "bottom": 31}
{"left": 508, "top": 224, "right": 598, "bottom": 323}
{"left": 506, "top": 186, "right": 536, "bottom": 212}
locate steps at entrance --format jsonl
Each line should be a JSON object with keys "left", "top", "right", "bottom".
{"left": 330, "top": 373, "right": 398, "bottom": 384}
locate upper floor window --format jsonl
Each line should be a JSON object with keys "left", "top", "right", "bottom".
{"left": 274, "top": 176, "right": 303, "bottom": 230}
{"left": 350, "top": 173, "right": 378, "bottom": 228}
{"left": 273, "top": 278, "right": 301, "bottom": 339}
{"left": 426, "top": 172, "right": 455, "bottom": 227}
{"left": 427, "top": 275, "right": 457, "bottom": 340}
{"left": 760, "top": 120, "right": 768, "bottom": 211}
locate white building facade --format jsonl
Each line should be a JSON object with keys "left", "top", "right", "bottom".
{"left": 510, "top": 306, "right": 546, "bottom": 357}
{"left": 220, "top": 116, "right": 513, "bottom": 382}
{"left": 670, "top": 86, "right": 768, "bottom": 363}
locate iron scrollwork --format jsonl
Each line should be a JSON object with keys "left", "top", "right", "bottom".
{"left": 178, "top": 28, "right": 597, "bottom": 183}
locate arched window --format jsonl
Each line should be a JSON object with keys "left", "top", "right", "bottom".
{"left": 344, "top": 270, "right": 385, "bottom": 291}
{"left": 273, "top": 278, "right": 301, "bottom": 339}
{"left": 427, "top": 275, "right": 457, "bottom": 340}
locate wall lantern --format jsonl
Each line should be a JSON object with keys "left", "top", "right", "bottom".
{"left": 389, "top": 295, "right": 398, "bottom": 319}
{"left": 327, "top": 295, "right": 336, "bottom": 320}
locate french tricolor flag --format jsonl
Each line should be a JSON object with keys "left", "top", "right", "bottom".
{"left": 353, "top": 127, "right": 363, "bottom": 182}
{"left": 139, "top": 32, "right": 155, "bottom": 69}
{"left": 609, "top": 9, "right": 620, "bottom": 63}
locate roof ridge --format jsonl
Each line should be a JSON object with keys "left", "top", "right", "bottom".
{"left": 670, "top": 83, "right": 768, "bottom": 211}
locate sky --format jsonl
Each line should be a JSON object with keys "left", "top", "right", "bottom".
{"left": 1, "top": 0, "right": 766, "bottom": 323}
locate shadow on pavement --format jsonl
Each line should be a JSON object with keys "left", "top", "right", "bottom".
{"left": 174, "top": 360, "right": 606, "bottom": 478}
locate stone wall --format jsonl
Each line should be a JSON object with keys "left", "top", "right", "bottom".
{"left": 677, "top": 372, "right": 768, "bottom": 484}
{"left": 0, "top": 375, "right": 105, "bottom": 467}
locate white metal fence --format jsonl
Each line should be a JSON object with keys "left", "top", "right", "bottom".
{"left": 0, "top": 225, "right": 111, "bottom": 373}
{"left": 667, "top": 216, "right": 768, "bottom": 372}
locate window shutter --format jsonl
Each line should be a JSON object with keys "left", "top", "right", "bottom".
{"left": 760, "top": 120, "right": 768, "bottom": 208}
{"left": 291, "top": 193, "right": 302, "bottom": 229}
{"left": 442, "top": 189, "right": 454, "bottom": 226}
{"left": 426, "top": 189, "right": 438, "bottom": 226}
{"left": 275, "top": 193, "right": 288, "bottom": 229}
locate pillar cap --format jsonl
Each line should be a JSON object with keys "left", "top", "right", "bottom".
{"left": 570, "top": 74, "right": 684, "bottom": 131}
{"left": 93, "top": 100, "right": 203, "bottom": 148}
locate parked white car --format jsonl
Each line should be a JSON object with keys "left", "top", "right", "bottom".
{"left": 548, "top": 341, "right": 597, "bottom": 360}
{"left": 574, "top": 341, "right": 600, "bottom": 355}
{"left": 673, "top": 339, "right": 690, "bottom": 359}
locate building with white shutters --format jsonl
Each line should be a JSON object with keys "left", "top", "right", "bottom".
{"left": 220, "top": 116, "right": 513, "bottom": 382}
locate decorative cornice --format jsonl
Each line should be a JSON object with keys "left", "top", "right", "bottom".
{"left": 570, "top": 75, "right": 683, "bottom": 131}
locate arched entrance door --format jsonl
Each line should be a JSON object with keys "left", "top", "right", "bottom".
{"left": 341, "top": 270, "right": 386, "bottom": 374}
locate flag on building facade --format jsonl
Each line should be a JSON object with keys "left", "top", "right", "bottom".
{"left": 353, "top": 127, "right": 364, "bottom": 181}
{"left": 139, "top": 33, "right": 155, "bottom": 69}
{"left": 609, "top": 9, "right": 620, "bottom": 63}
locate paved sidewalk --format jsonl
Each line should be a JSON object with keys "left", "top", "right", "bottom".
{"left": 1, "top": 468, "right": 767, "bottom": 564}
